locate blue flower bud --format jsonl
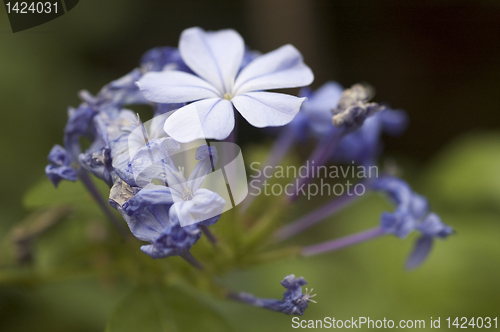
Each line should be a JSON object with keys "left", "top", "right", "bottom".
{"left": 230, "top": 275, "right": 316, "bottom": 316}
{"left": 45, "top": 145, "right": 78, "bottom": 187}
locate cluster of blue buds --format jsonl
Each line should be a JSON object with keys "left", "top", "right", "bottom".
{"left": 46, "top": 27, "right": 454, "bottom": 316}
{"left": 373, "top": 176, "right": 453, "bottom": 269}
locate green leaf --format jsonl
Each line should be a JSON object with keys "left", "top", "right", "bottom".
{"left": 23, "top": 177, "right": 109, "bottom": 215}
{"left": 105, "top": 284, "right": 234, "bottom": 332}
{"left": 423, "top": 131, "right": 500, "bottom": 210}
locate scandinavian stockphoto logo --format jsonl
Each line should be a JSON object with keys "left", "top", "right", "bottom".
{"left": 128, "top": 111, "right": 248, "bottom": 227}
{"left": 3, "top": 0, "right": 79, "bottom": 32}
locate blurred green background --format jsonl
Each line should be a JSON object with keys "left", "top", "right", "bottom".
{"left": 1, "top": 0, "right": 500, "bottom": 331}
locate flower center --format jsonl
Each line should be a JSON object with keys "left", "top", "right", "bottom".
{"left": 223, "top": 92, "right": 232, "bottom": 100}
{"left": 301, "top": 288, "right": 317, "bottom": 304}
{"left": 182, "top": 188, "right": 194, "bottom": 201}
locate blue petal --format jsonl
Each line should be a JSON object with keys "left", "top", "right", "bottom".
{"left": 140, "top": 210, "right": 201, "bottom": 259}
{"left": 79, "top": 69, "right": 147, "bottom": 112}
{"left": 405, "top": 236, "right": 434, "bottom": 270}
{"left": 140, "top": 46, "right": 191, "bottom": 73}
{"left": 379, "top": 108, "right": 408, "bottom": 136}
{"left": 300, "top": 81, "right": 344, "bottom": 137}
{"left": 417, "top": 213, "right": 454, "bottom": 238}
{"left": 380, "top": 211, "right": 415, "bottom": 239}
{"left": 45, "top": 164, "right": 78, "bottom": 187}
{"left": 231, "top": 274, "right": 313, "bottom": 316}
{"left": 333, "top": 116, "right": 382, "bottom": 165}
{"left": 410, "top": 193, "right": 429, "bottom": 220}
{"left": 117, "top": 204, "right": 169, "bottom": 242}
{"left": 374, "top": 177, "right": 413, "bottom": 211}
{"left": 105, "top": 68, "right": 148, "bottom": 106}
{"left": 47, "top": 144, "right": 73, "bottom": 166}
{"left": 63, "top": 104, "right": 95, "bottom": 158}
{"left": 122, "top": 184, "right": 174, "bottom": 216}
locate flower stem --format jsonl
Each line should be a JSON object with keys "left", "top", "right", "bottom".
{"left": 240, "top": 127, "right": 296, "bottom": 213}
{"left": 301, "top": 226, "right": 386, "bottom": 256}
{"left": 200, "top": 225, "right": 218, "bottom": 245}
{"left": 287, "top": 128, "right": 344, "bottom": 203}
{"left": 78, "top": 169, "right": 129, "bottom": 239}
{"left": 275, "top": 191, "right": 362, "bottom": 242}
{"left": 243, "top": 198, "right": 286, "bottom": 251}
{"left": 180, "top": 252, "right": 204, "bottom": 270}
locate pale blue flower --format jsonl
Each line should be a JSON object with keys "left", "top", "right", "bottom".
{"left": 165, "top": 145, "right": 225, "bottom": 226}
{"left": 140, "top": 206, "right": 202, "bottom": 259}
{"left": 116, "top": 200, "right": 201, "bottom": 259}
{"left": 123, "top": 145, "right": 225, "bottom": 227}
{"left": 292, "top": 82, "right": 407, "bottom": 166}
{"left": 137, "top": 27, "right": 314, "bottom": 142}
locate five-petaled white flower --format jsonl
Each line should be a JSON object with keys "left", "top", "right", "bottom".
{"left": 136, "top": 27, "right": 314, "bottom": 143}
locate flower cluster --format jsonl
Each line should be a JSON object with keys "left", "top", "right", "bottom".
{"left": 46, "top": 26, "right": 453, "bottom": 316}
{"left": 373, "top": 176, "right": 453, "bottom": 269}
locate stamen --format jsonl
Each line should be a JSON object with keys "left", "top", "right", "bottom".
{"left": 303, "top": 288, "right": 317, "bottom": 303}
{"left": 223, "top": 92, "right": 232, "bottom": 100}
{"left": 183, "top": 187, "right": 194, "bottom": 201}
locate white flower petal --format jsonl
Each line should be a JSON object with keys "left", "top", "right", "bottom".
{"left": 164, "top": 98, "right": 234, "bottom": 142}
{"left": 170, "top": 200, "right": 196, "bottom": 227}
{"left": 190, "top": 188, "right": 226, "bottom": 221}
{"left": 179, "top": 27, "right": 244, "bottom": 94}
{"left": 136, "top": 70, "right": 220, "bottom": 103}
{"left": 233, "top": 44, "right": 314, "bottom": 95}
{"left": 232, "top": 92, "right": 305, "bottom": 128}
